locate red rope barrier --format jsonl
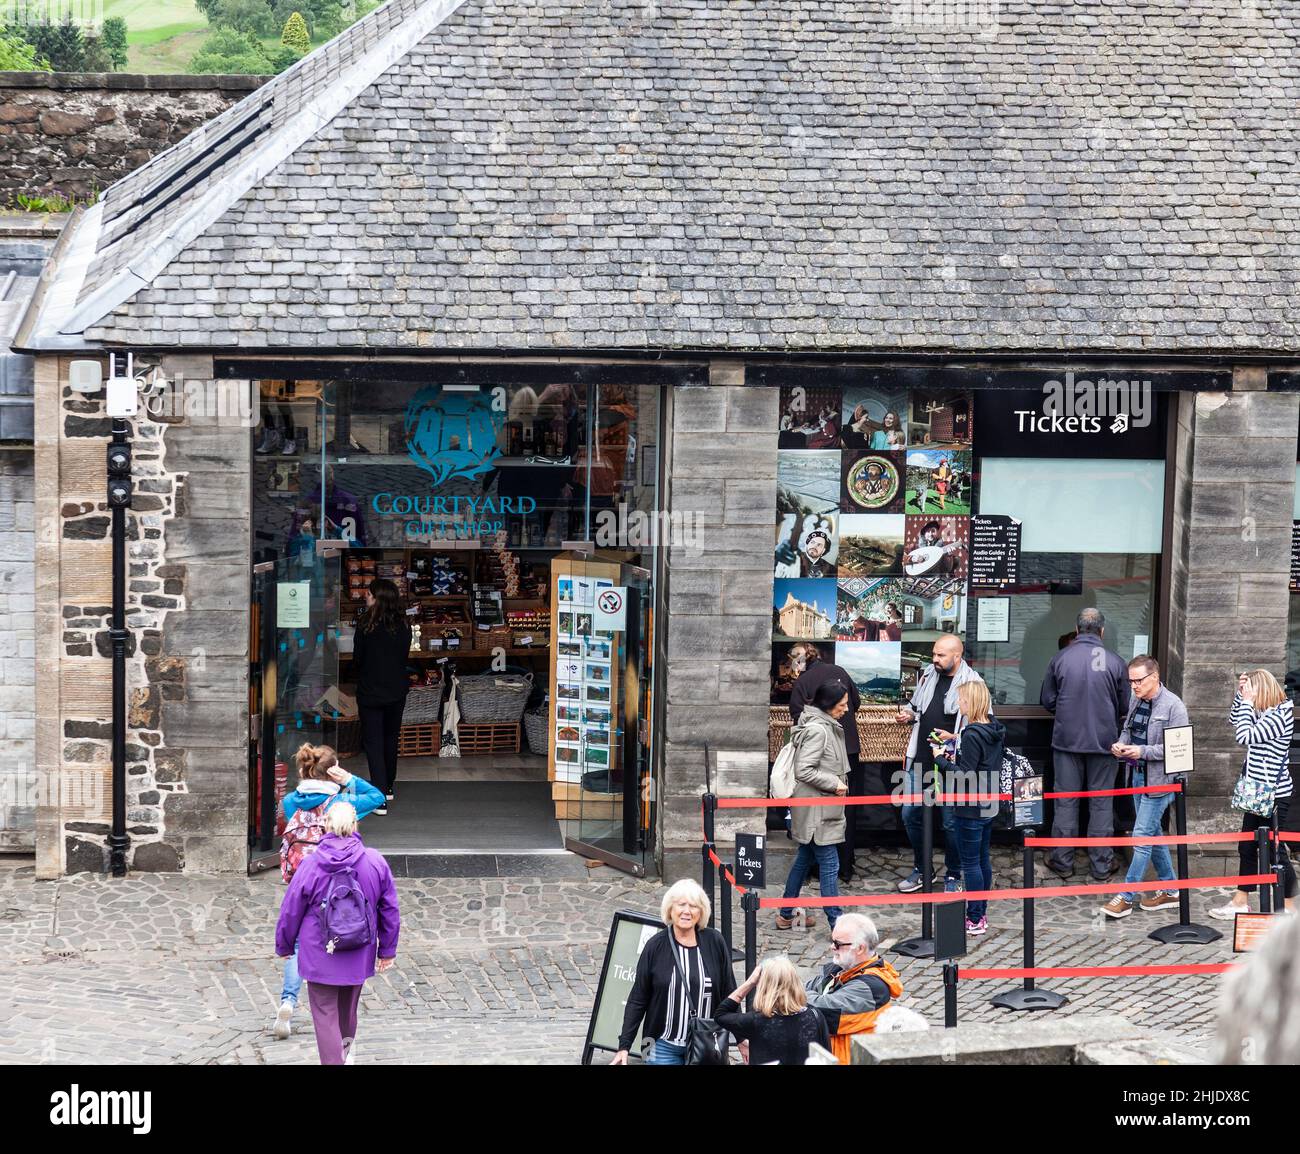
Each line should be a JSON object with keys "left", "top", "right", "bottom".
{"left": 1025, "top": 832, "right": 1254, "bottom": 847}
{"left": 712, "top": 783, "right": 1181, "bottom": 809}
{"left": 755, "top": 873, "right": 1272, "bottom": 908}
{"left": 1276, "top": 832, "right": 1300, "bottom": 843}
{"left": 961, "top": 964, "right": 1238, "bottom": 980}
{"left": 706, "top": 846, "right": 748, "bottom": 895}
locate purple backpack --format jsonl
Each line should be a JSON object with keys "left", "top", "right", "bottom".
{"left": 317, "top": 864, "right": 376, "bottom": 955}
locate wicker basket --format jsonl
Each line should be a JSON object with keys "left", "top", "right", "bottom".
{"left": 335, "top": 717, "right": 362, "bottom": 758}
{"left": 524, "top": 708, "right": 548, "bottom": 756}
{"left": 402, "top": 684, "right": 444, "bottom": 725}
{"left": 472, "top": 626, "right": 514, "bottom": 651}
{"left": 457, "top": 672, "right": 533, "bottom": 724}
{"left": 769, "top": 704, "right": 908, "bottom": 763}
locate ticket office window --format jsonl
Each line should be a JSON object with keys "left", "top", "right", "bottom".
{"left": 966, "top": 457, "right": 1165, "bottom": 708}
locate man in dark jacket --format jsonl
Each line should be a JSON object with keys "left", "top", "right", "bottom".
{"left": 1038, "top": 608, "right": 1131, "bottom": 879}
{"left": 789, "top": 642, "right": 862, "bottom": 882}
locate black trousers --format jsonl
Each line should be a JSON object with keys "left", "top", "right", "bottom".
{"left": 837, "top": 755, "right": 864, "bottom": 877}
{"left": 1237, "top": 798, "right": 1296, "bottom": 898}
{"left": 359, "top": 698, "right": 405, "bottom": 796}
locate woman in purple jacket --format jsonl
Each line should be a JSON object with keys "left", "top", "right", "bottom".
{"left": 275, "top": 802, "right": 400, "bottom": 1065}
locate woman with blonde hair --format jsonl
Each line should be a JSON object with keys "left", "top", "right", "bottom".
{"left": 272, "top": 742, "right": 385, "bottom": 1040}
{"left": 613, "top": 879, "right": 737, "bottom": 1065}
{"left": 715, "top": 957, "right": 831, "bottom": 1065}
{"left": 1209, "top": 669, "right": 1295, "bottom": 919}
{"left": 275, "top": 801, "right": 400, "bottom": 1064}
{"left": 935, "top": 680, "right": 1005, "bottom": 936}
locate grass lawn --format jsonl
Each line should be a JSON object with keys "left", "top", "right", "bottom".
{"left": 103, "top": 0, "right": 207, "bottom": 39}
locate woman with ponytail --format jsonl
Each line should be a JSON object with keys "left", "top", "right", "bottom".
{"left": 272, "top": 741, "right": 384, "bottom": 1041}
{"left": 352, "top": 577, "right": 412, "bottom": 808}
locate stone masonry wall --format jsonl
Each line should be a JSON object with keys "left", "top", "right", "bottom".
{"left": 1173, "top": 376, "right": 1299, "bottom": 824}
{"left": 0, "top": 73, "right": 267, "bottom": 202}
{"left": 660, "top": 365, "right": 776, "bottom": 879}
{"left": 0, "top": 449, "right": 35, "bottom": 851}
{"left": 35, "top": 354, "right": 251, "bottom": 876}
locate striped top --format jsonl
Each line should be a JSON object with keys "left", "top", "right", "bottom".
{"left": 662, "top": 939, "right": 715, "bottom": 1047}
{"left": 1230, "top": 694, "right": 1293, "bottom": 801}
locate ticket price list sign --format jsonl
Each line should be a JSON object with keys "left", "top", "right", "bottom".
{"left": 969, "top": 515, "right": 1021, "bottom": 589}
{"left": 1291, "top": 522, "right": 1300, "bottom": 591}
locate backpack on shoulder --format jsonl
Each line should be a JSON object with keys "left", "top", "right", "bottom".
{"left": 994, "top": 749, "right": 1036, "bottom": 830}
{"left": 770, "top": 728, "right": 805, "bottom": 799}
{"left": 318, "top": 865, "right": 377, "bottom": 955}
{"left": 280, "top": 803, "right": 328, "bottom": 882}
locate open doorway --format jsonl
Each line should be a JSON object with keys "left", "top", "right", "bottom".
{"left": 247, "top": 370, "right": 661, "bottom": 876}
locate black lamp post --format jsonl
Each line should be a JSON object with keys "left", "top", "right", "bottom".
{"left": 106, "top": 426, "right": 132, "bottom": 877}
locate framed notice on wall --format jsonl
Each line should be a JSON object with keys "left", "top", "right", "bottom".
{"left": 1164, "top": 725, "right": 1194, "bottom": 775}
{"left": 975, "top": 596, "right": 1010, "bottom": 643}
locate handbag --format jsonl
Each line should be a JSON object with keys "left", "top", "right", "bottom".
{"left": 667, "top": 939, "right": 730, "bottom": 1066}
{"left": 1231, "top": 773, "right": 1282, "bottom": 818}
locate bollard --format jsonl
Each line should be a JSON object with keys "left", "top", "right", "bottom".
{"left": 742, "top": 891, "right": 759, "bottom": 1011}
{"left": 943, "top": 963, "right": 959, "bottom": 1029}
{"left": 895, "top": 774, "right": 937, "bottom": 958}
{"left": 1257, "top": 826, "right": 1273, "bottom": 915}
{"left": 1149, "top": 788, "right": 1220, "bottom": 944}
{"left": 702, "top": 840, "right": 717, "bottom": 918}
{"left": 991, "top": 828, "right": 1066, "bottom": 1011}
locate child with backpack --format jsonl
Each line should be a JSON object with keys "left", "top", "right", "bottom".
{"left": 274, "top": 800, "right": 400, "bottom": 1065}
{"left": 273, "top": 743, "right": 386, "bottom": 1041}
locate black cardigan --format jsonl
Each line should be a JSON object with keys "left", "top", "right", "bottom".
{"left": 351, "top": 619, "right": 411, "bottom": 707}
{"left": 714, "top": 998, "right": 830, "bottom": 1066}
{"left": 617, "top": 927, "right": 737, "bottom": 1053}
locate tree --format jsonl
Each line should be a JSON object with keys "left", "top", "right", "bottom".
{"left": 82, "top": 33, "right": 111, "bottom": 71}
{"left": 0, "top": 27, "right": 50, "bottom": 70}
{"left": 188, "top": 27, "right": 275, "bottom": 74}
{"left": 211, "top": 0, "right": 276, "bottom": 37}
{"left": 19, "top": 15, "right": 86, "bottom": 71}
{"left": 100, "top": 16, "right": 129, "bottom": 70}
{"left": 280, "top": 10, "right": 309, "bottom": 54}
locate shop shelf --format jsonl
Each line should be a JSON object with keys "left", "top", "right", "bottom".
{"left": 455, "top": 722, "right": 521, "bottom": 755}
{"left": 397, "top": 723, "right": 442, "bottom": 758}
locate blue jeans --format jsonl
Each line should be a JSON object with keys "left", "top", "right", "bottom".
{"left": 901, "top": 763, "right": 960, "bottom": 879}
{"left": 954, "top": 816, "right": 993, "bottom": 921}
{"left": 280, "top": 940, "right": 302, "bottom": 1007}
{"left": 781, "top": 840, "right": 842, "bottom": 927}
{"left": 1119, "top": 792, "right": 1176, "bottom": 903}
{"left": 648, "top": 1038, "right": 687, "bottom": 1065}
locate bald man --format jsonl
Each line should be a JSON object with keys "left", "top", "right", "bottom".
{"left": 894, "top": 635, "right": 986, "bottom": 893}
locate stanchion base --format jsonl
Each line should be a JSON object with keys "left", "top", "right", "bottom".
{"left": 990, "top": 987, "right": 1068, "bottom": 1012}
{"left": 1148, "top": 922, "right": 1221, "bottom": 945}
{"left": 892, "top": 936, "right": 935, "bottom": 959}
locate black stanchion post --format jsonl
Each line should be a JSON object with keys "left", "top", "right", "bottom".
{"left": 943, "top": 963, "right": 958, "bottom": 1029}
{"left": 992, "top": 828, "right": 1066, "bottom": 1011}
{"left": 742, "top": 891, "right": 758, "bottom": 1010}
{"left": 720, "top": 863, "right": 733, "bottom": 956}
{"left": 1272, "top": 811, "right": 1286, "bottom": 914}
{"left": 895, "top": 775, "right": 936, "bottom": 958}
{"left": 1256, "top": 826, "right": 1273, "bottom": 915}
{"left": 1149, "top": 788, "right": 1220, "bottom": 944}
{"left": 702, "top": 840, "right": 716, "bottom": 916}
{"left": 703, "top": 791, "right": 717, "bottom": 843}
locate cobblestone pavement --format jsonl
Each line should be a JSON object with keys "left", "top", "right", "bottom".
{"left": 0, "top": 848, "right": 1246, "bottom": 1065}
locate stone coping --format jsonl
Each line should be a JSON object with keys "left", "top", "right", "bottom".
{"left": 0, "top": 71, "right": 268, "bottom": 91}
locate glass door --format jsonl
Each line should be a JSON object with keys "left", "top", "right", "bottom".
{"left": 249, "top": 545, "right": 342, "bottom": 869}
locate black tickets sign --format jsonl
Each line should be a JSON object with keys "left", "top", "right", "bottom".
{"left": 970, "top": 515, "right": 1021, "bottom": 589}
{"left": 1291, "top": 522, "right": 1300, "bottom": 592}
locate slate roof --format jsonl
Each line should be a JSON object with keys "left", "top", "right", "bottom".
{"left": 18, "top": 0, "right": 1300, "bottom": 355}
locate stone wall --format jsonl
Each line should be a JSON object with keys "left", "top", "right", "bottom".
{"left": 0, "top": 449, "right": 34, "bottom": 851}
{"left": 660, "top": 365, "right": 776, "bottom": 878}
{"left": 0, "top": 73, "right": 267, "bottom": 202}
{"left": 34, "top": 354, "right": 251, "bottom": 876}
{"left": 1172, "top": 375, "right": 1299, "bottom": 822}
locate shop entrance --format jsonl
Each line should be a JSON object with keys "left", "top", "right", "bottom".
{"left": 247, "top": 372, "right": 661, "bottom": 877}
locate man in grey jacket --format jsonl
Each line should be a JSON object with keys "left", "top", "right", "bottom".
{"left": 1039, "top": 608, "right": 1131, "bottom": 879}
{"left": 1100, "top": 656, "right": 1190, "bottom": 917}
{"left": 894, "top": 634, "right": 985, "bottom": 892}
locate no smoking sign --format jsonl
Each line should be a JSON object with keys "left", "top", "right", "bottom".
{"left": 593, "top": 586, "right": 627, "bottom": 631}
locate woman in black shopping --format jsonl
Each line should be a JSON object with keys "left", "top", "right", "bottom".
{"left": 353, "top": 577, "right": 410, "bottom": 812}
{"left": 715, "top": 956, "right": 830, "bottom": 1065}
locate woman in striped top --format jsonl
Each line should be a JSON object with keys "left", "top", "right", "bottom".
{"left": 1208, "top": 669, "right": 1296, "bottom": 920}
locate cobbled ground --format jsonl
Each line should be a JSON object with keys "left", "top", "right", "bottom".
{"left": 0, "top": 848, "right": 1244, "bottom": 1064}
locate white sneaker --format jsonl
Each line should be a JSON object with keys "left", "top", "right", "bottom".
{"left": 1206, "top": 902, "right": 1247, "bottom": 921}
{"left": 273, "top": 1000, "right": 293, "bottom": 1039}
{"left": 344, "top": 1043, "right": 355, "bottom": 1065}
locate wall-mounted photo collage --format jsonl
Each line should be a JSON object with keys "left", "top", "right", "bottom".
{"left": 770, "top": 383, "right": 975, "bottom": 707}
{"left": 554, "top": 573, "right": 617, "bottom": 783}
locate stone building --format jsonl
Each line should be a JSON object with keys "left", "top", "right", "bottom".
{"left": 10, "top": 0, "right": 1300, "bottom": 880}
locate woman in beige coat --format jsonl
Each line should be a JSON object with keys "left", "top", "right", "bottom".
{"left": 777, "top": 680, "right": 851, "bottom": 930}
